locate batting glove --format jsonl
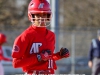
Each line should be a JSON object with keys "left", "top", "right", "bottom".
{"left": 37, "top": 50, "right": 52, "bottom": 61}
{"left": 60, "top": 47, "right": 70, "bottom": 58}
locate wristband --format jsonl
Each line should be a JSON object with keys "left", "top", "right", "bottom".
{"left": 37, "top": 54, "right": 41, "bottom": 62}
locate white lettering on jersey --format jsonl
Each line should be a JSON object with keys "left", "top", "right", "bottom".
{"left": 48, "top": 59, "right": 53, "bottom": 69}
{"left": 30, "top": 43, "right": 42, "bottom": 54}
{"left": 38, "top": 3, "right": 44, "bottom": 8}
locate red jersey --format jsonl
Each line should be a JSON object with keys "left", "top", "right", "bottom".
{"left": 0, "top": 46, "right": 11, "bottom": 61}
{"left": 12, "top": 25, "right": 61, "bottom": 72}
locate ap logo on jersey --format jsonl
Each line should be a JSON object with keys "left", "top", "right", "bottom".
{"left": 38, "top": 3, "right": 44, "bottom": 9}
{"left": 30, "top": 43, "right": 42, "bottom": 54}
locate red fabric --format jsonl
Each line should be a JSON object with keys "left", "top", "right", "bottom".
{"left": 0, "top": 46, "right": 11, "bottom": 61}
{"left": 40, "top": 50, "right": 52, "bottom": 61}
{"left": 12, "top": 25, "right": 62, "bottom": 72}
{"left": 53, "top": 52, "right": 61, "bottom": 61}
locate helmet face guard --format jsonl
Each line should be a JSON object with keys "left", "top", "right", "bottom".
{"left": 28, "top": 0, "right": 52, "bottom": 27}
{"left": 29, "top": 12, "right": 51, "bottom": 27}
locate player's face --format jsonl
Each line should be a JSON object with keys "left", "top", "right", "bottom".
{"left": 32, "top": 13, "right": 48, "bottom": 27}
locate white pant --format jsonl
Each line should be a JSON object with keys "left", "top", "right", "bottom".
{"left": 25, "top": 73, "right": 35, "bottom": 75}
{"left": 0, "top": 62, "right": 4, "bottom": 75}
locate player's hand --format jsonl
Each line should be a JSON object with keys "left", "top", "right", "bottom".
{"left": 37, "top": 50, "right": 52, "bottom": 61}
{"left": 88, "top": 61, "right": 92, "bottom": 68}
{"left": 60, "top": 47, "right": 70, "bottom": 58}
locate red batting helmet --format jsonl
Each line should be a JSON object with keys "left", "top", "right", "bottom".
{"left": 28, "top": 0, "right": 51, "bottom": 27}
{"left": 0, "top": 33, "right": 6, "bottom": 44}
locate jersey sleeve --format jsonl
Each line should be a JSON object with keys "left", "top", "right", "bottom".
{"left": 12, "top": 34, "right": 27, "bottom": 58}
{"left": 12, "top": 54, "right": 38, "bottom": 68}
{"left": 11, "top": 33, "right": 38, "bottom": 68}
{"left": 53, "top": 52, "right": 62, "bottom": 61}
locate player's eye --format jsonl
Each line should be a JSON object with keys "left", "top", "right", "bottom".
{"left": 31, "top": 14, "right": 35, "bottom": 18}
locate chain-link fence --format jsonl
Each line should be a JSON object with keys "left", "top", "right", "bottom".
{"left": 55, "top": 28, "right": 99, "bottom": 74}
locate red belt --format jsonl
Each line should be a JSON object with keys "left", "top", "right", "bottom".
{"left": 27, "top": 69, "right": 54, "bottom": 74}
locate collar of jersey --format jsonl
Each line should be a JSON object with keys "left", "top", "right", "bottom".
{"left": 32, "top": 25, "right": 47, "bottom": 35}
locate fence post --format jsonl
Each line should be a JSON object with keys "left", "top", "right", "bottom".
{"left": 71, "top": 33, "right": 75, "bottom": 74}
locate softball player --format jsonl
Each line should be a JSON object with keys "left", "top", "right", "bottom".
{"left": 12, "top": 0, "right": 70, "bottom": 74}
{"left": 0, "top": 33, "right": 12, "bottom": 75}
